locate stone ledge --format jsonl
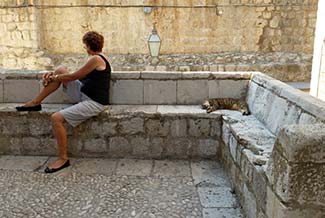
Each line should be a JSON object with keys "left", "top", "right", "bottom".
{"left": 251, "top": 73, "right": 325, "bottom": 121}
{"left": 0, "top": 104, "right": 223, "bottom": 159}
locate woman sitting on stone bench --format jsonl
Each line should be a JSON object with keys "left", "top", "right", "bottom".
{"left": 16, "top": 31, "right": 111, "bottom": 173}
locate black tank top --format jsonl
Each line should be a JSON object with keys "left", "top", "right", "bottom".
{"left": 80, "top": 54, "right": 111, "bottom": 105}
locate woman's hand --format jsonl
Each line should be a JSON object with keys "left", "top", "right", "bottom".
{"left": 42, "top": 71, "right": 54, "bottom": 87}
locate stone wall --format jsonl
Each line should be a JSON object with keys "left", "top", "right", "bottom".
{"left": 0, "top": 0, "right": 319, "bottom": 82}
{"left": 310, "top": 1, "right": 325, "bottom": 99}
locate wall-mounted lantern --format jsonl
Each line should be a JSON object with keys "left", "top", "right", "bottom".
{"left": 148, "top": 23, "right": 161, "bottom": 57}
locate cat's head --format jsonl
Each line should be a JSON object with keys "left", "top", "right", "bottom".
{"left": 201, "top": 100, "right": 210, "bottom": 109}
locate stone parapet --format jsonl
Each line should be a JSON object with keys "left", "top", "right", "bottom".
{"left": 0, "top": 70, "right": 251, "bottom": 104}
{"left": 0, "top": 104, "right": 222, "bottom": 159}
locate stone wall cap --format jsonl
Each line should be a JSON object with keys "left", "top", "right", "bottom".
{"left": 111, "top": 71, "right": 141, "bottom": 79}
{"left": 251, "top": 73, "right": 325, "bottom": 121}
{"left": 157, "top": 105, "right": 222, "bottom": 118}
{"left": 140, "top": 71, "right": 183, "bottom": 79}
{"left": 276, "top": 124, "right": 325, "bottom": 163}
{"left": 211, "top": 71, "right": 253, "bottom": 80}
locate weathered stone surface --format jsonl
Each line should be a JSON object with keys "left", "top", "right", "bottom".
{"left": 153, "top": 160, "right": 191, "bottom": 177}
{"left": 208, "top": 80, "right": 248, "bottom": 99}
{"left": 4, "top": 79, "right": 39, "bottom": 103}
{"left": 141, "top": 71, "right": 182, "bottom": 79}
{"left": 144, "top": 80, "right": 176, "bottom": 104}
{"left": 193, "top": 139, "right": 219, "bottom": 158}
{"left": 110, "top": 80, "right": 144, "bottom": 104}
{"left": 109, "top": 137, "right": 132, "bottom": 157}
{"left": 90, "top": 121, "right": 117, "bottom": 136}
{"left": 242, "top": 184, "right": 257, "bottom": 218}
{"left": 119, "top": 117, "right": 144, "bottom": 135}
{"left": 83, "top": 138, "right": 107, "bottom": 154}
{"left": 191, "top": 161, "right": 230, "bottom": 187}
{"left": 0, "top": 155, "right": 47, "bottom": 171}
{"left": 203, "top": 208, "right": 244, "bottom": 218}
{"left": 188, "top": 119, "right": 210, "bottom": 137}
{"left": 130, "top": 136, "right": 150, "bottom": 157}
{"left": 111, "top": 71, "right": 141, "bottom": 79}
{"left": 198, "top": 187, "right": 238, "bottom": 208}
{"left": 165, "top": 138, "right": 191, "bottom": 158}
{"left": 116, "top": 159, "right": 152, "bottom": 176}
{"left": 145, "top": 118, "right": 170, "bottom": 136}
{"left": 177, "top": 80, "right": 209, "bottom": 104}
{"left": 72, "top": 158, "right": 116, "bottom": 175}
{"left": 170, "top": 118, "right": 187, "bottom": 137}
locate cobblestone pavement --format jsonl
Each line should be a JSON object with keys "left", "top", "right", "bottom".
{"left": 0, "top": 156, "right": 244, "bottom": 218}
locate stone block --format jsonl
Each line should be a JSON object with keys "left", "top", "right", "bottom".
{"left": 265, "top": 95, "right": 294, "bottom": 134}
{"left": 198, "top": 187, "right": 238, "bottom": 208}
{"left": 0, "top": 155, "right": 48, "bottom": 171}
{"left": 130, "top": 136, "right": 150, "bottom": 157}
{"left": 222, "top": 123, "right": 231, "bottom": 145}
{"left": 109, "top": 137, "right": 132, "bottom": 157}
{"left": 157, "top": 105, "right": 217, "bottom": 118}
{"left": 181, "top": 71, "right": 211, "bottom": 79}
{"left": 72, "top": 158, "right": 117, "bottom": 175}
{"left": 242, "top": 184, "right": 257, "bottom": 218}
{"left": 188, "top": 118, "right": 210, "bottom": 137}
{"left": 170, "top": 118, "right": 187, "bottom": 137}
{"left": 29, "top": 117, "right": 52, "bottom": 136}
{"left": 150, "top": 137, "right": 164, "bottom": 158}
{"left": 177, "top": 80, "right": 209, "bottom": 104}
{"left": 119, "top": 117, "right": 144, "bottom": 135}
{"left": 165, "top": 138, "right": 191, "bottom": 158}
{"left": 4, "top": 79, "right": 39, "bottom": 102}
{"left": 108, "top": 105, "right": 157, "bottom": 115}
{"left": 110, "top": 80, "right": 143, "bottom": 104}
{"left": 210, "top": 118, "right": 222, "bottom": 137}
{"left": 0, "top": 137, "right": 22, "bottom": 155}
{"left": 116, "top": 159, "right": 152, "bottom": 176}
{"left": 90, "top": 120, "right": 117, "bottom": 136}
{"left": 298, "top": 112, "right": 318, "bottom": 124}
{"left": 202, "top": 208, "right": 243, "bottom": 218}
{"left": 41, "top": 84, "right": 72, "bottom": 103}
{"left": 208, "top": 80, "right": 248, "bottom": 99}
{"left": 153, "top": 160, "right": 191, "bottom": 177}
{"left": 145, "top": 118, "right": 170, "bottom": 136}
{"left": 0, "top": 115, "right": 29, "bottom": 135}
{"left": 111, "top": 71, "right": 141, "bottom": 79}
{"left": 252, "top": 166, "right": 268, "bottom": 213}
{"left": 191, "top": 160, "right": 231, "bottom": 187}
{"left": 83, "top": 138, "right": 107, "bottom": 154}
{"left": 229, "top": 134, "right": 238, "bottom": 162}
{"left": 193, "top": 139, "right": 219, "bottom": 158}
{"left": 144, "top": 80, "right": 176, "bottom": 104}
{"left": 141, "top": 71, "right": 182, "bottom": 79}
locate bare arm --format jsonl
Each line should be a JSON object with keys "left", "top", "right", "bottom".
{"left": 50, "top": 56, "right": 99, "bottom": 82}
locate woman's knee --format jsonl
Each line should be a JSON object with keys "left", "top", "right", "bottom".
{"left": 54, "top": 66, "right": 68, "bottom": 75}
{"left": 51, "top": 112, "right": 65, "bottom": 124}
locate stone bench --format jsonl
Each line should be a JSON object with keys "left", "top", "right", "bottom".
{"left": 0, "top": 70, "right": 324, "bottom": 218}
{"left": 220, "top": 73, "right": 325, "bottom": 218}
{"left": 0, "top": 104, "right": 222, "bottom": 159}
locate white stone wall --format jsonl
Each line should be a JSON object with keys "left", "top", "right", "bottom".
{"left": 310, "top": 0, "right": 325, "bottom": 100}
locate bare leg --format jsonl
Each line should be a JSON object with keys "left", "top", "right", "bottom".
{"left": 23, "top": 66, "right": 69, "bottom": 107}
{"left": 48, "top": 112, "right": 69, "bottom": 169}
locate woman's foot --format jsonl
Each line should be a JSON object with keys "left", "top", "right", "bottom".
{"left": 44, "top": 158, "right": 70, "bottom": 174}
{"left": 16, "top": 100, "right": 42, "bottom": 111}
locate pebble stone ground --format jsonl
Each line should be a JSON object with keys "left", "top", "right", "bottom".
{"left": 0, "top": 156, "right": 244, "bottom": 218}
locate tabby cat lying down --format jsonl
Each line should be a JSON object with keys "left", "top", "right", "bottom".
{"left": 201, "top": 98, "right": 250, "bottom": 115}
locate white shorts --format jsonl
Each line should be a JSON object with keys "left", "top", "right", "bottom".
{"left": 59, "top": 80, "right": 108, "bottom": 127}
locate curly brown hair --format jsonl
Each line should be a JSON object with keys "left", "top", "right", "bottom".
{"left": 82, "top": 31, "right": 104, "bottom": 52}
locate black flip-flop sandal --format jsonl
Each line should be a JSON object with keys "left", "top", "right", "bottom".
{"left": 44, "top": 160, "right": 70, "bottom": 174}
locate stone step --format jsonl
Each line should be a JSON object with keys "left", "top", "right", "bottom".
{"left": 0, "top": 155, "right": 244, "bottom": 218}
{"left": 0, "top": 104, "right": 222, "bottom": 159}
